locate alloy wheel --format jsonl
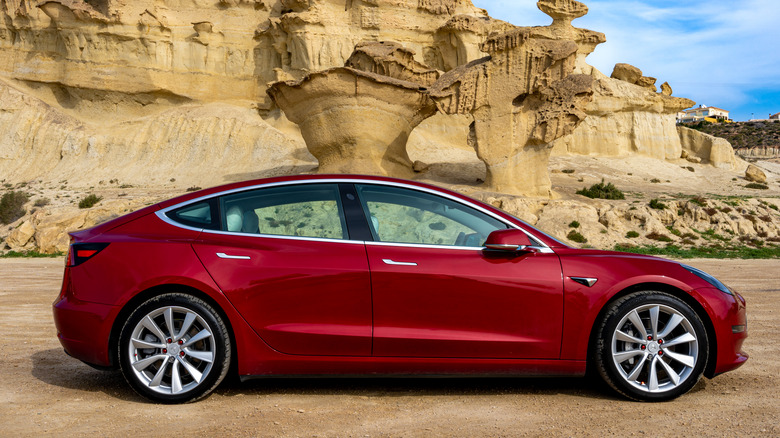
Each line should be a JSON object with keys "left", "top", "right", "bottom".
{"left": 610, "top": 303, "right": 699, "bottom": 394}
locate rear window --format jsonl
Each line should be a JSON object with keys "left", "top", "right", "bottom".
{"left": 166, "top": 200, "right": 218, "bottom": 230}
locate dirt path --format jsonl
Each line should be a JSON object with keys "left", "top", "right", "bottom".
{"left": 0, "top": 258, "right": 778, "bottom": 437}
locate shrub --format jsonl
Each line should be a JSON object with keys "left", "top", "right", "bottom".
{"left": 690, "top": 196, "right": 707, "bottom": 207}
{"left": 626, "top": 231, "right": 639, "bottom": 238}
{"left": 704, "top": 208, "right": 718, "bottom": 216}
{"left": 0, "top": 191, "right": 29, "bottom": 224}
{"left": 34, "top": 198, "right": 50, "bottom": 207}
{"left": 567, "top": 230, "right": 587, "bottom": 243}
{"left": 646, "top": 232, "right": 673, "bottom": 242}
{"left": 745, "top": 183, "right": 768, "bottom": 190}
{"left": 667, "top": 227, "right": 682, "bottom": 237}
{"left": 650, "top": 178, "right": 661, "bottom": 183}
{"left": 186, "top": 186, "right": 202, "bottom": 192}
{"left": 78, "top": 194, "right": 103, "bottom": 209}
{"left": 562, "top": 169, "right": 575, "bottom": 174}
{"left": 568, "top": 221, "right": 580, "bottom": 228}
{"left": 649, "top": 199, "right": 667, "bottom": 210}
{"left": 576, "top": 180, "right": 625, "bottom": 200}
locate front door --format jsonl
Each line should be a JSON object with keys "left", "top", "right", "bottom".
{"left": 355, "top": 183, "right": 564, "bottom": 359}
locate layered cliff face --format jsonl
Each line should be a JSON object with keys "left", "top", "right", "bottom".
{"left": 0, "top": 0, "right": 509, "bottom": 187}
{"left": 552, "top": 70, "right": 695, "bottom": 162}
{"left": 0, "top": 0, "right": 741, "bottom": 192}
{"left": 0, "top": 0, "right": 498, "bottom": 110}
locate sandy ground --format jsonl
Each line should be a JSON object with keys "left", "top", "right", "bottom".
{"left": 0, "top": 258, "right": 778, "bottom": 437}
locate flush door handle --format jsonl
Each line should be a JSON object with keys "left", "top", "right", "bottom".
{"left": 217, "top": 252, "right": 251, "bottom": 260}
{"left": 382, "top": 259, "right": 418, "bottom": 266}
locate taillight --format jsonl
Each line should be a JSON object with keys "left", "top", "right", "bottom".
{"left": 67, "top": 243, "right": 110, "bottom": 267}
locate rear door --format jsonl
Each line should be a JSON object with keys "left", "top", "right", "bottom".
{"left": 189, "top": 183, "right": 373, "bottom": 357}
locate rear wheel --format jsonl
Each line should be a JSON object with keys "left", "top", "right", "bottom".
{"left": 595, "top": 291, "right": 708, "bottom": 401}
{"left": 118, "top": 293, "right": 231, "bottom": 403}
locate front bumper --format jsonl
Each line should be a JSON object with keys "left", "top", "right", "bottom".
{"left": 694, "top": 287, "right": 748, "bottom": 377}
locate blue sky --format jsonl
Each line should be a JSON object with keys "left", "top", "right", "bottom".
{"left": 471, "top": 0, "right": 780, "bottom": 121}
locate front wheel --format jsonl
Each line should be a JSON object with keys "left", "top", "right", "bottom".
{"left": 594, "top": 291, "right": 709, "bottom": 401}
{"left": 118, "top": 293, "right": 231, "bottom": 403}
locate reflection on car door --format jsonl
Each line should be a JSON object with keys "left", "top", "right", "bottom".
{"left": 366, "top": 244, "right": 563, "bottom": 359}
{"left": 355, "top": 183, "right": 564, "bottom": 359}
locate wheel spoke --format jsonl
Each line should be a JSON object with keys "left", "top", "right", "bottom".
{"left": 613, "top": 349, "right": 644, "bottom": 363}
{"left": 658, "top": 357, "right": 681, "bottom": 386}
{"left": 182, "top": 329, "right": 212, "bottom": 348}
{"left": 132, "top": 354, "right": 166, "bottom": 372}
{"left": 649, "top": 306, "right": 660, "bottom": 339}
{"left": 142, "top": 315, "right": 166, "bottom": 341}
{"left": 626, "top": 352, "right": 649, "bottom": 381}
{"left": 648, "top": 356, "right": 660, "bottom": 391}
{"left": 663, "top": 332, "right": 696, "bottom": 348}
{"left": 149, "top": 357, "right": 170, "bottom": 387}
{"left": 176, "top": 312, "right": 197, "bottom": 342}
{"left": 616, "top": 330, "right": 646, "bottom": 345}
{"left": 664, "top": 350, "right": 696, "bottom": 368}
{"left": 171, "top": 359, "right": 183, "bottom": 394}
{"left": 164, "top": 307, "right": 175, "bottom": 339}
{"left": 627, "top": 310, "right": 648, "bottom": 339}
{"left": 185, "top": 349, "right": 214, "bottom": 363}
{"left": 177, "top": 356, "right": 203, "bottom": 383}
{"left": 657, "top": 313, "right": 684, "bottom": 339}
{"left": 131, "top": 337, "right": 165, "bottom": 350}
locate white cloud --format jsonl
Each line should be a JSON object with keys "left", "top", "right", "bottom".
{"left": 471, "top": 0, "right": 780, "bottom": 119}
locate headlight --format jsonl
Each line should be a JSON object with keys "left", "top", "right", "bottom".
{"left": 681, "top": 264, "right": 733, "bottom": 295}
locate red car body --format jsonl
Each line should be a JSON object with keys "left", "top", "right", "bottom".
{"left": 53, "top": 175, "right": 747, "bottom": 400}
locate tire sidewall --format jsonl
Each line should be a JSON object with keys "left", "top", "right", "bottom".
{"left": 118, "top": 293, "right": 231, "bottom": 404}
{"left": 597, "top": 292, "right": 709, "bottom": 402}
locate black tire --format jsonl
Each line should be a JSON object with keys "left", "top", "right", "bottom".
{"left": 118, "top": 293, "right": 231, "bottom": 403}
{"left": 594, "top": 291, "right": 708, "bottom": 402}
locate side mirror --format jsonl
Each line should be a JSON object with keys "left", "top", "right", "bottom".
{"left": 484, "top": 229, "right": 535, "bottom": 252}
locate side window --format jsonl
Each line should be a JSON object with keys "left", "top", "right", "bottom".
{"left": 355, "top": 184, "right": 507, "bottom": 247}
{"left": 219, "top": 184, "right": 348, "bottom": 240}
{"left": 166, "top": 200, "right": 218, "bottom": 230}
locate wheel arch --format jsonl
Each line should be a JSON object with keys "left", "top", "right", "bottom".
{"left": 107, "top": 283, "right": 238, "bottom": 373}
{"left": 585, "top": 281, "right": 718, "bottom": 379}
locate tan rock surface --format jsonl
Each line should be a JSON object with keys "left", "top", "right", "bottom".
{"left": 677, "top": 126, "right": 743, "bottom": 170}
{"left": 0, "top": 0, "right": 764, "bottom": 253}
{"left": 746, "top": 164, "right": 768, "bottom": 184}
{"left": 553, "top": 75, "right": 694, "bottom": 161}
{"left": 6, "top": 221, "right": 35, "bottom": 249}
{"left": 268, "top": 67, "right": 437, "bottom": 177}
{"left": 610, "top": 63, "right": 642, "bottom": 84}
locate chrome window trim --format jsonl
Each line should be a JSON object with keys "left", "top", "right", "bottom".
{"left": 155, "top": 178, "right": 553, "bottom": 251}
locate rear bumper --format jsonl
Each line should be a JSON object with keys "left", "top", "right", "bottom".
{"left": 53, "top": 292, "right": 119, "bottom": 368}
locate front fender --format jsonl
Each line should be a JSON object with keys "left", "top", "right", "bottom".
{"left": 558, "top": 254, "right": 701, "bottom": 360}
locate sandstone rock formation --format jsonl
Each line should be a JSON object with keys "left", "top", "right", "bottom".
{"left": 677, "top": 126, "right": 742, "bottom": 170}
{"left": 745, "top": 164, "right": 768, "bottom": 184}
{"left": 0, "top": 0, "right": 771, "bottom": 256}
{"left": 268, "top": 64, "right": 436, "bottom": 177}
{"left": 430, "top": 26, "right": 593, "bottom": 196}
{"left": 254, "top": 0, "right": 502, "bottom": 107}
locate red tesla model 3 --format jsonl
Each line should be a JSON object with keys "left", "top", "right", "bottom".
{"left": 53, "top": 175, "right": 747, "bottom": 403}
